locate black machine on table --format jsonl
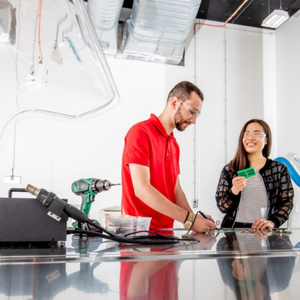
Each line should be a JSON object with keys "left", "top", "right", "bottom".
{"left": 25, "top": 184, "right": 192, "bottom": 245}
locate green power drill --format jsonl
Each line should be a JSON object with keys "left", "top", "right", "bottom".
{"left": 71, "top": 178, "right": 120, "bottom": 228}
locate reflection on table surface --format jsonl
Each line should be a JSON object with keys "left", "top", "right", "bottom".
{"left": 0, "top": 228, "right": 299, "bottom": 299}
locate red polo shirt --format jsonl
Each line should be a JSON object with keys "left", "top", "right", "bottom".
{"left": 120, "top": 261, "right": 179, "bottom": 300}
{"left": 121, "top": 114, "right": 180, "bottom": 229}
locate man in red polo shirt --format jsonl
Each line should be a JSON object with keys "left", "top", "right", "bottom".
{"left": 121, "top": 81, "right": 216, "bottom": 232}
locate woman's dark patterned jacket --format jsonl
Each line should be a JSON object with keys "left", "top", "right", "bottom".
{"left": 215, "top": 159, "right": 294, "bottom": 228}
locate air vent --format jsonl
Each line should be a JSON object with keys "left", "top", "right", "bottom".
{"left": 122, "top": 0, "right": 202, "bottom": 65}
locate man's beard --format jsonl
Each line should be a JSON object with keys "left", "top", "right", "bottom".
{"left": 174, "top": 108, "right": 191, "bottom": 131}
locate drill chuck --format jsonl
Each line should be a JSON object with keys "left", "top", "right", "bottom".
{"left": 72, "top": 178, "right": 120, "bottom": 195}
{"left": 95, "top": 179, "right": 111, "bottom": 192}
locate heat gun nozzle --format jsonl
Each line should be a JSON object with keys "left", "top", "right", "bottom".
{"left": 25, "top": 184, "right": 40, "bottom": 197}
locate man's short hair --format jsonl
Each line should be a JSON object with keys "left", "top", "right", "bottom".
{"left": 167, "top": 81, "right": 204, "bottom": 103}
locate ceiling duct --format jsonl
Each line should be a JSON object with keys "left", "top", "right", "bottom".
{"left": 87, "top": 0, "right": 124, "bottom": 55}
{"left": 0, "top": 0, "right": 16, "bottom": 44}
{"left": 122, "top": 0, "right": 202, "bottom": 65}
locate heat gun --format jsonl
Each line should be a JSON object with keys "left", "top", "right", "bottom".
{"left": 71, "top": 178, "right": 120, "bottom": 219}
{"left": 25, "top": 184, "right": 89, "bottom": 224}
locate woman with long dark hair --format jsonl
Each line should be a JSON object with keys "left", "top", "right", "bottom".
{"left": 215, "top": 119, "right": 294, "bottom": 229}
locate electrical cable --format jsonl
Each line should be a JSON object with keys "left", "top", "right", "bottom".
{"left": 193, "top": 0, "right": 249, "bottom": 33}
{"left": 184, "top": 211, "right": 199, "bottom": 236}
{"left": 72, "top": 220, "right": 200, "bottom": 245}
{"left": 184, "top": 211, "right": 220, "bottom": 236}
{"left": 37, "top": 0, "right": 43, "bottom": 63}
{"left": 124, "top": 230, "right": 199, "bottom": 242}
{"left": 85, "top": 219, "right": 119, "bottom": 237}
{"left": 68, "top": 228, "right": 198, "bottom": 245}
{"left": 9, "top": 0, "right": 21, "bottom": 182}
{"left": 30, "top": 0, "right": 40, "bottom": 77}
{"left": 125, "top": 230, "right": 179, "bottom": 239}
{"left": 0, "top": 0, "right": 120, "bottom": 149}
{"left": 25, "top": 184, "right": 200, "bottom": 245}
{"left": 230, "top": 0, "right": 254, "bottom": 25}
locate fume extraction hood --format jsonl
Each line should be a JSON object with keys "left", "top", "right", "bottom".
{"left": 87, "top": 0, "right": 202, "bottom": 65}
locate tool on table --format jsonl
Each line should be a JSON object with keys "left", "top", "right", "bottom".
{"left": 237, "top": 167, "right": 256, "bottom": 178}
{"left": 71, "top": 178, "right": 120, "bottom": 227}
{"left": 25, "top": 184, "right": 186, "bottom": 245}
{"left": 0, "top": 186, "right": 67, "bottom": 244}
{"left": 198, "top": 210, "right": 213, "bottom": 222}
{"left": 26, "top": 184, "right": 89, "bottom": 224}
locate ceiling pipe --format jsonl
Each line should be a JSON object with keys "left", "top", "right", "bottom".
{"left": 194, "top": 0, "right": 249, "bottom": 33}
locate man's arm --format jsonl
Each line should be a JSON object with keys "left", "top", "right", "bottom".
{"left": 174, "top": 177, "right": 193, "bottom": 212}
{"left": 129, "top": 163, "right": 187, "bottom": 223}
{"left": 175, "top": 177, "right": 215, "bottom": 223}
{"left": 129, "top": 164, "right": 216, "bottom": 232}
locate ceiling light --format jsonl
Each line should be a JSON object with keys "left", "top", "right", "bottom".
{"left": 261, "top": 9, "right": 289, "bottom": 29}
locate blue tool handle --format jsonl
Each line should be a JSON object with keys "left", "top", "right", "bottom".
{"left": 274, "top": 157, "right": 300, "bottom": 187}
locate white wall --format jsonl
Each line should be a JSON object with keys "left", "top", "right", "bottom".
{"left": 1, "top": 13, "right": 298, "bottom": 229}
{"left": 276, "top": 13, "right": 300, "bottom": 156}
{"left": 192, "top": 23, "right": 276, "bottom": 224}
{"left": 276, "top": 12, "right": 300, "bottom": 228}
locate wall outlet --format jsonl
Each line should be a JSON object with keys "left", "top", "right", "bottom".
{"left": 193, "top": 199, "right": 198, "bottom": 209}
{"left": 4, "top": 176, "right": 21, "bottom": 184}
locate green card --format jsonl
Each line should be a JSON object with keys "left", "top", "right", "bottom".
{"left": 237, "top": 167, "right": 256, "bottom": 178}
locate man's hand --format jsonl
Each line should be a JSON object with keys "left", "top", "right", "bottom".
{"left": 188, "top": 231, "right": 217, "bottom": 250}
{"left": 201, "top": 213, "right": 215, "bottom": 223}
{"left": 191, "top": 214, "right": 217, "bottom": 233}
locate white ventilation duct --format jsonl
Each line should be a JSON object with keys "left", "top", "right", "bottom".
{"left": 0, "top": 0, "right": 16, "bottom": 44}
{"left": 87, "top": 0, "right": 124, "bottom": 55}
{"left": 123, "top": 0, "right": 202, "bottom": 64}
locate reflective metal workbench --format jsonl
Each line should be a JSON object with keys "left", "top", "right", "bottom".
{"left": 0, "top": 228, "right": 299, "bottom": 300}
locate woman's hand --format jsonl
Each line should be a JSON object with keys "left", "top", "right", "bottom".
{"left": 231, "top": 259, "right": 247, "bottom": 280}
{"left": 252, "top": 217, "right": 274, "bottom": 230}
{"left": 253, "top": 228, "right": 273, "bottom": 240}
{"left": 231, "top": 176, "right": 247, "bottom": 195}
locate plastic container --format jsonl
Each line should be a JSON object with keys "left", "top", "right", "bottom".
{"left": 106, "top": 214, "right": 152, "bottom": 234}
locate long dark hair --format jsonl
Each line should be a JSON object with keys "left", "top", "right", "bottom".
{"left": 229, "top": 119, "right": 272, "bottom": 172}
